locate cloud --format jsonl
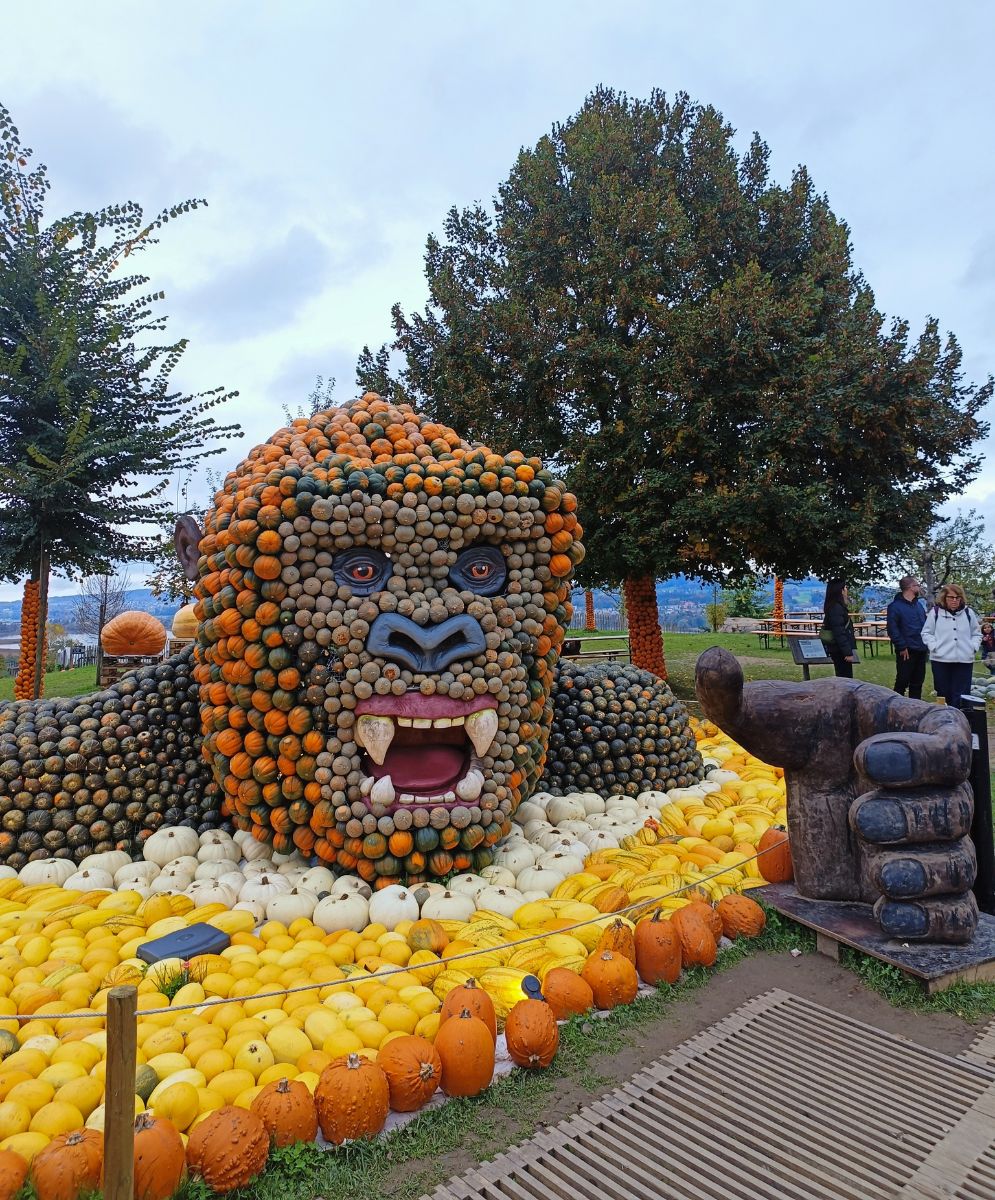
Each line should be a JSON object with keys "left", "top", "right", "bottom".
{"left": 963, "top": 238, "right": 995, "bottom": 287}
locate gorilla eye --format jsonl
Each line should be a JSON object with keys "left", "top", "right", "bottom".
{"left": 450, "top": 546, "right": 507, "bottom": 596}
{"left": 333, "top": 549, "right": 391, "bottom": 595}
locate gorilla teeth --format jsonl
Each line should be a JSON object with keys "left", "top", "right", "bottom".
{"left": 465, "top": 709, "right": 498, "bottom": 757}
{"left": 355, "top": 716, "right": 395, "bottom": 765}
{"left": 456, "top": 770, "right": 485, "bottom": 801}
{"left": 370, "top": 775, "right": 395, "bottom": 806}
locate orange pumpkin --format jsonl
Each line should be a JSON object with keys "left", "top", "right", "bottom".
{"left": 758, "top": 826, "right": 793, "bottom": 882}
{"left": 32, "top": 1129, "right": 103, "bottom": 1200}
{"left": 0, "top": 1150, "right": 27, "bottom": 1200}
{"left": 185, "top": 1107, "right": 269, "bottom": 1193}
{"left": 439, "top": 977, "right": 497, "bottom": 1043}
{"left": 132, "top": 1112, "right": 185, "bottom": 1200}
{"left": 597, "top": 918, "right": 636, "bottom": 964}
{"left": 541, "top": 967, "right": 594, "bottom": 1020}
{"left": 716, "top": 894, "right": 766, "bottom": 939}
{"left": 581, "top": 950, "right": 639, "bottom": 1009}
{"left": 314, "top": 1053, "right": 389, "bottom": 1144}
{"left": 504, "top": 998, "right": 559, "bottom": 1069}
{"left": 250, "top": 1077, "right": 318, "bottom": 1147}
{"left": 684, "top": 898, "right": 722, "bottom": 943}
{"left": 100, "top": 610, "right": 168, "bottom": 657}
{"left": 634, "top": 910, "right": 682, "bottom": 985}
{"left": 670, "top": 908, "right": 717, "bottom": 968}
{"left": 592, "top": 886, "right": 630, "bottom": 914}
{"left": 435, "top": 1008, "right": 495, "bottom": 1097}
{"left": 407, "top": 919, "right": 449, "bottom": 955}
{"left": 376, "top": 1035, "right": 442, "bottom": 1112}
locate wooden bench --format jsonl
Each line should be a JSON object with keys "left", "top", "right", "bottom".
{"left": 562, "top": 634, "right": 632, "bottom": 665}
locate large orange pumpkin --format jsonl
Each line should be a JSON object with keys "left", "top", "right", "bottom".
{"left": 250, "top": 1077, "right": 318, "bottom": 1147}
{"left": 716, "top": 894, "right": 766, "bottom": 939}
{"left": 634, "top": 910, "right": 682, "bottom": 985}
{"left": 758, "top": 826, "right": 793, "bottom": 882}
{"left": 435, "top": 1009, "right": 495, "bottom": 1097}
{"left": 581, "top": 950, "right": 638, "bottom": 1009}
{"left": 376, "top": 1035, "right": 442, "bottom": 1112}
{"left": 32, "top": 1129, "right": 103, "bottom": 1200}
{"left": 101, "top": 610, "right": 168, "bottom": 657}
{"left": 314, "top": 1053, "right": 389, "bottom": 1144}
{"left": 439, "top": 978, "right": 497, "bottom": 1043}
{"left": 670, "top": 908, "right": 717, "bottom": 967}
{"left": 596, "top": 918, "right": 636, "bottom": 964}
{"left": 504, "top": 998, "right": 559, "bottom": 1069}
{"left": 684, "top": 898, "right": 722, "bottom": 943}
{"left": 132, "top": 1112, "right": 185, "bottom": 1200}
{"left": 185, "top": 1107, "right": 269, "bottom": 1193}
{"left": 541, "top": 967, "right": 594, "bottom": 1020}
{"left": 0, "top": 1150, "right": 27, "bottom": 1200}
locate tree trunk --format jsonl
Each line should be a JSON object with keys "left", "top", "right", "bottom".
{"left": 14, "top": 579, "right": 39, "bottom": 700}
{"left": 32, "top": 545, "right": 50, "bottom": 701}
{"left": 772, "top": 577, "right": 785, "bottom": 635}
{"left": 623, "top": 575, "right": 666, "bottom": 677}
{"left": 584, "top": 589, "right": 596, "bottom": 632}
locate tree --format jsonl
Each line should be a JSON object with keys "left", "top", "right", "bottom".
{"left": 884, "top": 509, "right": 995, "bottom": 611}
{"left": 281, "top": 374, "right": 337, "bottom": 425}
{"left": 721, "top": 578, "right": 769, "bottom": 618}
{"left": 0, "top": 101, "right": 239, "bottom": 697}
{"left": 72, "top": 570, "right": 130, "bottom": 678}
{"left": 359, "top": 86, "right": 990, "bottom": 676}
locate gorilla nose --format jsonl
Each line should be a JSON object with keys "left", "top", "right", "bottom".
{"left": 366, "top": 613, "right": 487, "bottom": 674}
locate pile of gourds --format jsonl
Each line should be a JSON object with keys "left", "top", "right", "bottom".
{"left": 12, "top": 582, "right": 43, "bottom": 702}
{"left": 621, "top": 576, "right": 666, "bottom": 676}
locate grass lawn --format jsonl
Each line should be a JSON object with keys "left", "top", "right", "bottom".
{"left": 0, "top": 665, "right": 99, "bottom": 703}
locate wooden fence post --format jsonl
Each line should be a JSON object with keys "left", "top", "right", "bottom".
{"left": 104, "top": 986, "right": 137, "bottom": 1200}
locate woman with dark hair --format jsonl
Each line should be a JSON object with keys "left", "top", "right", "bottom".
{"left": 820, "top": 578, "right": 858, "bottom": 677}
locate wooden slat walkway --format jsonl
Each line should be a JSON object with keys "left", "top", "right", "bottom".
{"left": 421, "top": 989, "right": 995, "bottom": 1200}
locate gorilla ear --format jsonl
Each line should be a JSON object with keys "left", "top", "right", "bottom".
{"left": 175, "top": 515, "right": 204, "bottom": 582}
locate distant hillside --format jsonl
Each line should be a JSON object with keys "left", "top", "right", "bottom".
{"left": 0, "top": 588, "right": 182, "bottom": 634}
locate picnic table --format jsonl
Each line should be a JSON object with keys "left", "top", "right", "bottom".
{"left": 561, "top": 632, "right": 632, "bottom": 665}
{"left": 755, "top": 616, "right": 894, "bottom": 657}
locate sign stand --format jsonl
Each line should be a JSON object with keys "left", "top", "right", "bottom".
{"left": 789, "top": 638, "right": 833, "bottom": 680}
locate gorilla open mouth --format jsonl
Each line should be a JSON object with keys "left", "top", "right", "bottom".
{"left": 354, "top": 695, "right": 499, "bottom": 810}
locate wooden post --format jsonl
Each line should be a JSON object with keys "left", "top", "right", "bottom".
{"left": 104, "top": 987, "right": 137, "bottom": 1200}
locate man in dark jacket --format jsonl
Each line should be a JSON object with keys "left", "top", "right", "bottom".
{"left": 887, "top": 576, "right": 928, "bottom": 699}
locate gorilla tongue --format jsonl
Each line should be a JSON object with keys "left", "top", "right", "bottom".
{"left": 367, "top": 724, "right": 469, "bottom": 793}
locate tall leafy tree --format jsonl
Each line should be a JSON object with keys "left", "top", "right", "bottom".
{"left": 359, "top": 86, "right": 990, "bottom": 675}
{"left": 0, "top": 101, "right": 239, "bottom": 695}
{"left": 882, "top": 509, "right": 995, "bottom": 611}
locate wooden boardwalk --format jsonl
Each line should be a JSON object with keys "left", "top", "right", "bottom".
{"left": 421, "top": 988, "right": 995, "bottom": 1200}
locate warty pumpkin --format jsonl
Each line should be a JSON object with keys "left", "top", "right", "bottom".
{"left": 377, "top": 1034, "right": 442, "bottom": 1111}
{"left": 439, "top": 977, "right": 497, "bottom": 1043}
{"left": 0, "top": 1149, "right": 27, "bottom": 1200}
{"left": 596, "top": 918, "right": 636, "bottom": 964}
{"left": 634, "top": 910, "right": 682, "bottom": 986}
{"left": 541, "top": 967, "right": 594, "bottom": 1020}
{"left": 758, "top": 826, "right": 793, "bottom": 882}
{"left": 185, "top": 1106, "right": 269, "bottom": 1193}
{"left": 684, "top": 898, "right": 723, "bottom": 943}
{"left": 314, "top": 1053, "right": 389, "bottom": 1145}
{"left": 250, "top": 1076, "right": 318, "bottom": 1147}
{"left": 716, "top": 894, "right": 766, "bottom": 939}
{"left": 31, "top": 1128, "right": 103, "bottom": 1200}
{"left": 504, "top": 998, "right": 559, "bottom": 1069}
{"left": 670, "top": 908, "right": 717, "bottom": 968}
{"left": 100, "top": 610, "right": 168, "bottom": 657}
{"left": 132, "top": 1112, "right": 186, "bottom": 1200}
{"left": 581, "top": 950, "right": 639, "bottom": 1009}
{"left": 435, "top": 1008, "right": 495, "bottom": 1097}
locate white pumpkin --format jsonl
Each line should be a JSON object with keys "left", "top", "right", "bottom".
{"left": 232, "top": 828, "right": 249, "bottom": 845}
{"left": 194, "top": 861, "right": 235, "bottom": 882}
{"left": 114, "top": 860, "right": 159, "bottom": 886}
{"left": 218, "top": 870, "right": 247, "bottom": 892}
{"left": 368, "top": 885, "right": 419, "bottom": 929}
{"left": 519, "top": 890, "right": 552, "bottom": 902}
{"left": 79, "top": 850, "right": 131, "bottom": 875}
{"left": 579, "top": 793, "right": 607, "bottom": 816}
{"left": 277, "top": 863, "right": 306, "bottom": 880}
{"left": 411, "top": 882, "right": 447, "bottom": 904}
{"left": 546, "top": 795, "right": 586, "bottom": 825}
{"left": 536, "top": 831, "right": 573, "bottom": 851}
{"left": 186, "top": 882, "right": 237, "bottom": 908}
{"left": 334, "top": 875, "right": 372, "bottom": 895}
{"left": 63, "top": 868, "right": 114, "bottom": 892}
{"left": 420, "top": 890, "right": 476, "bottom": 922}
{"left": 536, "top": 851, "right": 586, "bottom": 878}
{"left": 447, "top": 873, "right": 489, "bottom": 899}
{"left": 242, "top": 860, "right": 277, "bottom": 876}
{"left": 161, "top": 855, "right": 199, "bottom": 877}
{"left": 239, "top": 838, "right": 271, "bottom": 863}
{"left": 238, "top": 873, "right": 292, "bottom": 906}
{"left": 18, "top": 860, "right": 77, "bottom": 887}
{"left": 707, "top": 769, "right": 741, "bottom": 785}
{"left": 0, "top": 867, "right": 15, "bottom": 881}
{"left": 579, "top": 830, "right": 619, "bottom": 850}
{"left": 514, "top": 801, "right": 546, "bottom": 825}
{"left": 479, "top": 865, "right": 516, "bottom": 888}
{"left": 473, "top": 886, "right": 525, "bottom": 919}
{"left": 197, "top": 835, "right": 239, "bottom": 864}
{"left": 637, "top": 789, "right": 671, "bottom": 806}
{"left": 522, "top": 820, "right": 553, "bottom": 841}
{"left": 528, "top": 791, "right": 555, "bottom": 810}
{"left": 299, "top": 866, "right": 336, "bottom": 894}
{"left": 143, "top": 827, "right": 199, "bottom": 866}
{"left": 492, "top": 844, "right": 537, "bottom": 875}
{"left": 312, "top": 890, "right": 370, "bottom": 934}
{"left": 557, "top": 820, "right": 592, "bottom": 835}
{"left": 233, "top": 899, "right": 265, "bottom": 922}
{"left": 272, "top": 851, "right": 296, "bottom": 866}
{"left": 266, "top": 888, "right": 319, "bottom": 924}
{"left": 514, "top": 867, "right": 562, "bottom": 895}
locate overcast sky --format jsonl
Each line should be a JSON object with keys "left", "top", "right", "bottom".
{"left": 3, "top": 1, "right": 994, "bottom": 600}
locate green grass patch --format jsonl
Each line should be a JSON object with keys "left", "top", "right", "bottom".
{"left": 0, "top": 665, "right": 99, "bottom": 702}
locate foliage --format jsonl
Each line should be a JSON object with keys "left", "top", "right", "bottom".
{"left": 281, "top": 374, "right": 337, "bottom": 425}
{"left": 720, "top": 578, "right": 769, "bottom": 618}
{"left": 359, "top": 86, "right": 990, "bottom": 591}
{"left": 881, "top": 508, "right": 995, "bottom": 610}
{"left": 71, "top": 571, "right": 130, "bottom": 673}
{"left": 0, "top": 99, "right": 239, "bottom": 606}
{"left": 703, "top": 600, "right": 728, "bottom": 632}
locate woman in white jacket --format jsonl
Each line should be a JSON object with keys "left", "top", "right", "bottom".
{"left": 921, "top": 583, "right": 981, "bottom": 708}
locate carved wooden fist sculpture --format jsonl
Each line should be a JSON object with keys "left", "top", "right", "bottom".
{"left": 695, "top": 647, "right": 978, "bottom": 943}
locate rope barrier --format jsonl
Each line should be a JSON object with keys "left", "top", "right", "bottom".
{"left": 0, "top": 842, "right": 777, "bottom": 1021}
